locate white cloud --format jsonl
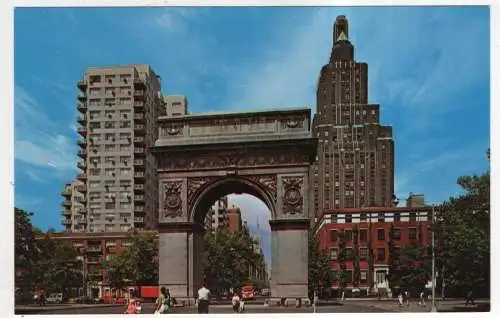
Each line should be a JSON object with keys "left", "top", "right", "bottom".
{"left": 25, "top": 170, "right": 44, "bottom": 183}
{"left": 15, "top": 85, "right": 77, "bottom": 171}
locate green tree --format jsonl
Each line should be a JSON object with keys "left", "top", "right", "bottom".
{"left": 352, "top": 225, "right": 361, "bottom": 288}
{"left": 308, "top": 231, "right": 335, "bottom": 296}
{"left": 15, "top": 208, "right": 41, "bottom": 303}
{"left": 435, "top": 171, "right": 490, "bottom": 298}
{"left": 101, "top": 231, "right": 158, "bottom": 291}
{"left": 337, "top": 231, "right": 348, "bottom": 293}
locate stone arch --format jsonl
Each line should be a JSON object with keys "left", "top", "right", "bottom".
{"left": 190, "top": 176, "right": 278, "bottom": 224}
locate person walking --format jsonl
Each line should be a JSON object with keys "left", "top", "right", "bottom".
{"left": 154, "top": 287, "right": 171, "bottom": 314}
{"left": 404, "top": 290, "right": 410, "bottom": 306}
{"left": 124, "top": 290, "right": 138, "bottom": 314}
{"left": 418, "top": 290, "right": 426, "bottom": 307}
{"left": 232, "top": 292, "right": 241, "bottom": 313}
{"left": 197, "top": 283, "right": 211, "bottom": 314}
{"left": 465, "top": 288, "right": 475, "bottom": 306}
{"left": 397, "top": 292, "right": 403, "bottom": 307}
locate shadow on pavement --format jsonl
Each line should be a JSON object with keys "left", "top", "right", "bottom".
{"left": 440, "top": 303, "right": 490, "bottom": 312}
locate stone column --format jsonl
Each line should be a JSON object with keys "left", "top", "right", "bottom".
{"left": 158, "top": 223, "right": 202, "bottom": 305}
{"left": 269, "top": 219, "right": 309, "bottom": 302}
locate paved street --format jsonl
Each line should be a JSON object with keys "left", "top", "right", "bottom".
{"left": 15, "top": 299, "right": 490, "bottom": 314}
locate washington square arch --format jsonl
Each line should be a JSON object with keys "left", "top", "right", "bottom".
{"left": 151, "top": 106, "right": 317, "bottom": 305}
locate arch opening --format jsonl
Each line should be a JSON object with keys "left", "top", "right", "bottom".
{"left": 191, "top": 177, "right": 276, "bottom": 225}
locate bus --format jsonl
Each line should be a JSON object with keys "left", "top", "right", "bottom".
{"left": 241, "top": 285, "right": 254, "bottom": 301}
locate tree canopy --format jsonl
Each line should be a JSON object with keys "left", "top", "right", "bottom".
{"left": 308, "top": 231, "right": 335, "bottom": 295}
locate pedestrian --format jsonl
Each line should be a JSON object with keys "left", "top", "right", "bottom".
{"left": 465, "top": 288, "right": 475, "bottom": 306}
{"left": 398, "top": 292, "right": 403, "bottom": 307}
{"left": 124, "top": 290, "right": 138, "bottom": 314}
{"left": 154, "top": 287, "right": 171, "bottom": 314}
{"left": 404, "top": 290, "right": 410, "bottom": 306}
{"left": 39, "top": 291, "right": 46, "bottom": 307}
{"left": 197, "top": 283, "right": 211, "bottom": 314}
{"left": 232, "top": 292, "right": 241, "bottom": 313}
{"left": 418, "top": 290, "right": 426, "bottom": 307}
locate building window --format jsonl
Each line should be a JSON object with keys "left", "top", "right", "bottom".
{"left": 377, "top": 229, "right": 385, "bottom": 241}
{"left": 330, "top": 230, "right": 338, "bottom": 243}
{"left": 378, "top": 212, "right": 385, "bottom": 222}
{"left": 392, "top": 228, "right": 401, "bottom": 240}
{"left": 360, "top": 271, "right": 368, "bottom": 283}
{"left": 360, "top": 229, "right": 368, "bottom": 242}
{"left": 346, "top": 248, "right": 353, "bottom": 261}
{"left": 345, "top": 214, "right": 352, "bottom": 223}
{"left": 377, "top": 248, "right": 385, "bottom": 261}
{"left": 409, "top": 228, "right": 417, "bottom": 240}
{"left": 394, "top": 212, "right": 401, "bottom": 222}
{"left": 409, "top": 212, "right": 417, "bottom": 221}
{"left": 360, "top": 212, "right": 367, "bottom": 222}
{"left": 330, "top": 248, "right": 338, "bottom": 260}
{"left": 360, "top": 247, "right": 368, "bottom": 260}
{"left": 344, "top": 229, "right": 353, "bottom": 241}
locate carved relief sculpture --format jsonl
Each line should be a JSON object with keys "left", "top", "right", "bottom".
{"left": 187, "top": 177, "right": 213, "bottom": 206}
{"left": 282, "top": 176, "right": 304, "bottom": 214}
{"left": 246, "top": 175, "right": 277, "bottom": 200}
{"left": 162, "top": 181, "right": 183, "bottom": 218}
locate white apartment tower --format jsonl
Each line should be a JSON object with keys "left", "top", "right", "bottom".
{"left": 74, "top": 64, "right": 163, "bottom": 232}
{"left": 60, "top": 181, "right": 86, "bottom": 232}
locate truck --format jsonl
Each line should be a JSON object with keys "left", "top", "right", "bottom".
{"left": 139, "top": 286, "right": 159, "bottom": 302}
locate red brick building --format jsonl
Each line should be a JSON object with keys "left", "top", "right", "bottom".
{"left": 38, "top": 230, "right": 157, "bottom": 299}
{"left": 227, "top": 206, "right": 243, "bottom": 234}
{"left": 314, "top": 206, "right": 432, "bottom": 294}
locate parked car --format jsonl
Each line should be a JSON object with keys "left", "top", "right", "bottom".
{"left": 46, "top": 293, "right": 63, "bottom": 304}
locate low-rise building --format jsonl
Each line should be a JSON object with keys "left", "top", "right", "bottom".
{"left": 314, "top": 204, "right": 433, "bottom": 295}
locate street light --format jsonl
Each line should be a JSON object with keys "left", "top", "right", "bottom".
{"left": 431, "top": 204, "right": 437, "bottom": 312}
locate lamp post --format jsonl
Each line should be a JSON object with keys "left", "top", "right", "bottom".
{"left": 431, "top": 204, "right": 437, "bottom": 312}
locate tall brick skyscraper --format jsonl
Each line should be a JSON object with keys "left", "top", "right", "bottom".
{"left": 312, "top": 16, "right": 395, "bottom": 218}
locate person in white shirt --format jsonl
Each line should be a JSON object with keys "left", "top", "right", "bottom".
{"left": 232, "top": 292, "right": 241, "bottom": 313}
{"left": 197, "top": 283, "right": 211, "bottom": 314}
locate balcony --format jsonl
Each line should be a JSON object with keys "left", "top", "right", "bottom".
{"left": 133, "top": 159, "right": 144, "bottom": 166}
{"left": 77, "top": 103, "right": 87, "bottom": 113}
{"left": 77, "top": 127, "right": 87, "bottom": 137}
{"left": 77, "top": 114, "right": 87, "bottom": 124}
{"left": 76, "top": 173, "right": 87, "bottom": 181}
{"left": 134, "top": 195, "right": 144, "bottom": 201}
{"left": 134, "top": 184, "right": 144, "bottom": 192}
{"left": 87, "top": 246, "right": 102, "bottom": 253}
{"left": 134, "top": 79, "right": 146, "bottom": 89}
{"left": 133, "top": 90, "right": 145, "bottom": 100}
{"left": 77, "top": 161, "right": 86, "bottom": 170}
{"left": 75, "top": 196, "right": 86, "bottom": 203}
{"left": 77, "top": 219, "right": 87, "bottom": 225}
{"left": 78, "top": 208, "right": 87, "bottom": 214}
{"left": 134, "top": 172, "right": 145, "bottom": 179}
{"left": 133, "top": 101, "right": 144, "bottom": 108}
{"left": 134, "top": 217, "right": 144, "bottom": 223}
{"left": 134, "top": 206, "right": 144, "bottom": 212}
{"left": 62, "top": 200, "right": 71, "bottom": 207}
{"left": 133, "top": 136, "right": 144, "bottom": 144}
{"left": 77, "top": 149, "right": 87, "bottom": 159}
{"left": 77, "top": 92, "right": 87, "bottom": 101}
{"left": 134, "top": 124, "right": 145, "bottom": 134}
{"left": 76, "top": 184, "right": 86, "bottom": 193}
{"left": 61, "top": 188, "right": 72, "bottom": 197}
{"left": 61, "top": 219, "right": 72, "bottom": 225}
{"left": 134, "top": 113, "right": 145, "bottom": 122}
{"left": 134, "top": 148, "right": 144, "bottom": 155}
{"left": 77, "top": 80, "right": 87, "bottom": 91}
{"left": 87, "top": 257, "right": 101, "bottom": 264}
{"left": 77, "top": 139, "right": 87, "bottom": 148}
{"left": 61, "top": 210, "right": 71, "bottom": 217}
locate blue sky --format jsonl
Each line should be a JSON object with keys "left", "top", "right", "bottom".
{"left": 14, "top": 6, "right": 490, "bottom": 264}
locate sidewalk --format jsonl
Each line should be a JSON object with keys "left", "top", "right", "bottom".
{"left": 351, "top": 299, "right": 490, "bottom": 313}
{"left": 15, "top": 303, "right": 122, "bottom": 314}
